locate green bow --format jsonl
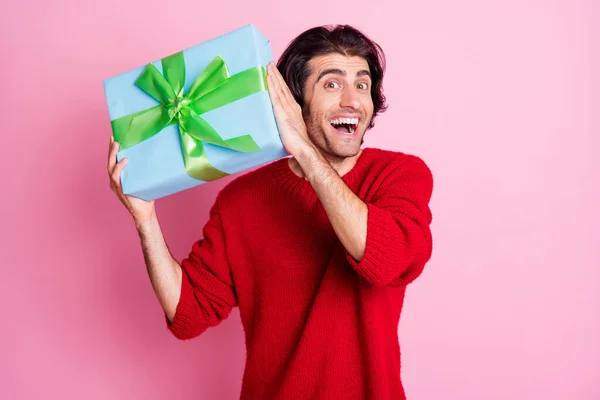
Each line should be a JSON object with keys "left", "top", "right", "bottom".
{"left": 111, "top": 53, "right": 265, "bottom": 181}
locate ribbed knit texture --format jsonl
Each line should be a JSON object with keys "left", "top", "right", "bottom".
{"left": 167, "top": 147, "right": 433, "bottom": 400}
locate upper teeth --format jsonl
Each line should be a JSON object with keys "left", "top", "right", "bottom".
{"left": 330, "top": 118, "right": 359, "bottom": 126}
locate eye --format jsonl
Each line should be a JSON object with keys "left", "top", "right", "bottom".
{"left": 357, "top": 82, "right": 369, "bottom": 90}
{"left": 325, "top": 81, "right": 340, "bottom": 89}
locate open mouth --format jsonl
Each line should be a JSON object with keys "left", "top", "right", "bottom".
{"left": 330, "top": 117, "right": 359, "bottom": 135}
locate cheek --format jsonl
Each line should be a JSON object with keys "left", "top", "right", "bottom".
{"left": 307, "top": 99, "right": 332, "bottom": 121}
{"left": 364, "top": 99, "right": 374, "bottom": 116}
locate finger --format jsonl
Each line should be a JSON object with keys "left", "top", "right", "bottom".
{"left": 108, "top": 135, "right": 116, "bottom": 159}
{"left": 269, "top": 63, "right": 294, "bottom": 103}
{"left": 267, "top": 72, "right": 282, "bottom": 105}
{"left": 107, "top": 141, "right": 119, "bottom": 173}
{"left": 111, "top": 158, "right": 128, "bottom": 189}
{"left": 266, "top": 64, "right": 280, "bottom": 96}
{"left": 268, "top": 63, "right": 287, "bottom": 99}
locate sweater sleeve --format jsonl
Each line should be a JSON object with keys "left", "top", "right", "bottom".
{"left": 345, "top": 155, "right": 434, "bottom": 287}
{"left": 166, "top": 198, "right": 237, "bottom": 340}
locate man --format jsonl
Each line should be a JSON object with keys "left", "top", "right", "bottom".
{"left": 108, "top": 24, "right": 433, "bottom": 400}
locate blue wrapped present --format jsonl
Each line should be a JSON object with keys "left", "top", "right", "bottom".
{"left": 103, "top": 24, "right": 288, "bottom": 201}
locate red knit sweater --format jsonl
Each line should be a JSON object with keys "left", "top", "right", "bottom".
{"left": 167, "top": 147, "right": 433, "bottom": 399}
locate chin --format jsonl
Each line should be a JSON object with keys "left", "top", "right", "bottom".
{"left": 336, "top": 147, "right": 361, "bottom": 158}
{"left": 325, "top": 141, "right": 363, "bottom": 159}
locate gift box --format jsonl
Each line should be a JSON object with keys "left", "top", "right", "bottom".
{"left": 103, "top": 24, "right": 288, "bottom": 201}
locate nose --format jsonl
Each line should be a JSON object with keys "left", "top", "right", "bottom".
{"left": 339, "top": 86, "right": 361, "bottom": 110}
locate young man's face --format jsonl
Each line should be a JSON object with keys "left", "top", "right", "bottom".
{"left": 301, "top": 53, "right": 374, "bottom": 160}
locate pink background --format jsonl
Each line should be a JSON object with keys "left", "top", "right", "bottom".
{"left": 2, "top": 0, "right": 598, "bottom": 398}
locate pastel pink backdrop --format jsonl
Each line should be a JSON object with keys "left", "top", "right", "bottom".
{"left": 2, "top": 0, "right": 598, "bottom": 398}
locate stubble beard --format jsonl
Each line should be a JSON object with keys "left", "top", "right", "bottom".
{"left": 303, "top": 112, "right": 365, "bottom": 162}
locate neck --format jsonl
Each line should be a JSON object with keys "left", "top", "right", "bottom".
{"left": 288, "top": 147, "right": 363, "bottom": 179}
{"left": 325, "top": 149, "right": 363, "bottom": 175}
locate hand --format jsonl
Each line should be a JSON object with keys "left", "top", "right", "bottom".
{"left": 107, "top": 135, "right": 156, "bottom": 225}
{"left": 266, "top": 62, "right": 313, "bottom": 157}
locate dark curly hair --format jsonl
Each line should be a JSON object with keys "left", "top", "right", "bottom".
{"left": 276, "top": 25, "right": 388, "bottom": 129}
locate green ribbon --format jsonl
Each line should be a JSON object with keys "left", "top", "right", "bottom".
{"left": 111, "top": 53, "right": 265, "bottom": 181}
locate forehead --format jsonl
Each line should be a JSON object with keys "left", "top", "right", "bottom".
{"left": 307, "top": 53, "right": 370, "bottom": 79}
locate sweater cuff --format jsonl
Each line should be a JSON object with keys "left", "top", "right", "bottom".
{"left": 165, "top": 271, "right": 197, "bottom": 339}
{"left": 345, "top": 203, "right": 406, "bottom": 286}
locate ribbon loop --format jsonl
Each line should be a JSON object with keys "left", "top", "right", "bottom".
{"left": 162, "top": 52, "right": 186, "bottom": 94}
{"left": 135, "top": 64, "right": 177, "bottom": 104}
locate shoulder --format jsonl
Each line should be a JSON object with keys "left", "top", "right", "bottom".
{"left": 359, "top": 148, "right": 434, "bottom": 205}
{"left": 362, "top": 147, "right": 433, "bottom": 181}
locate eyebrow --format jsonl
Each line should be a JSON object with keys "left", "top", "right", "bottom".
{"left": 316, "top": 68, "right": 371, "bottom": 82}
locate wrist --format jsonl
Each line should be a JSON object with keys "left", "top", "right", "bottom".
{"left": 134, "top": 212, "right": 159, "bottom": 233}
{"left": 294, "top": 141, "right": 320, "bottom": 165}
